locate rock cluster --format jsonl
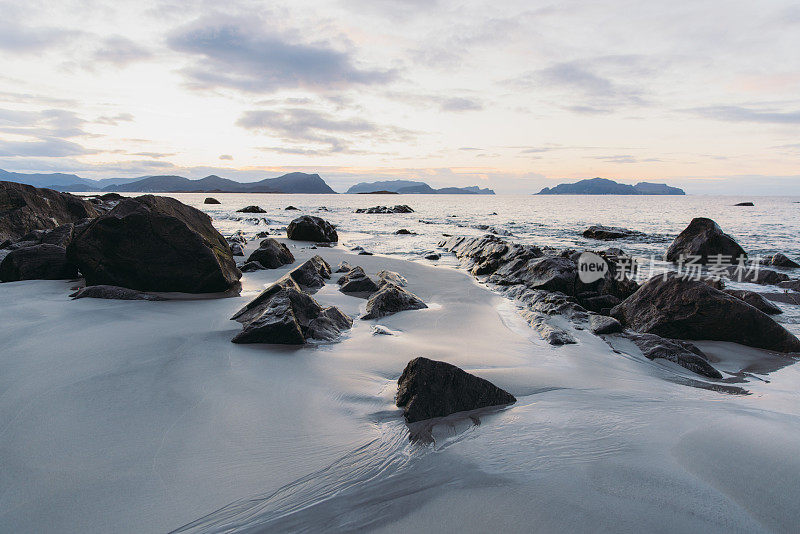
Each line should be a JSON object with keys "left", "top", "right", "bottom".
{"left": 355, "top": 205, "right": 414, "bottom": 214}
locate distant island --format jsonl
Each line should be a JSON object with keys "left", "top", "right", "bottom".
{"left": 347, "top": 180, "right": 495, "bottom": 195}
{"left": 537, "top": 177, "right": 685, "bottom": 195}
{"left": 0, "top": 169, "right": 336, "bottom": 194}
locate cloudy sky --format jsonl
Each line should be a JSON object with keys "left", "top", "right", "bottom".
{"left": 1, "top": 0, "right": 799, "bottom": 193}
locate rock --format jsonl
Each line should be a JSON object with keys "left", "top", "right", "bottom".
{"left": 489, "top": 256, "right": 577, "bottom": 295}
{"left": 69, "top": 285, "right": 165, "bottom": 301}
{"left": 286, "top": 255, "right": 331, "bottom": 290}
{"left": 724, "top": 289, "right": 782, "bottom": 314}
{"left": 626, "top": 333, "right": 722, "bottom": 379}
{"left": 246, "top": 238, "right": 295, "bottom": 269}
{"left": 581, "top": 294, "right": 622, "bottom": 314}
{"left": 337, "top": 266, "right": 379, "bottom": 295}
{"left": 66, "top": 195, "right": 240, "bottom": 293}
{"left": 762, "top": 253, "right": 799, "bottom": 268}
{"left": 355, "top": 205, "right": 414, "bottom": 214}
{"left": 0, "top": 181, "right": 99, "bottom": 242}
{"left": 424, "top": 253, "right": 440, "bottom": 260}
{"left": 778, "top": 280, "right": 800, "bottom": 292}
{"left": 395, "top": 229, "right": 415, "bottom": 235}
{"left": 396, "top": 357, "right": 516, "bottom": 423}
{"left": 204, "top": 197, "right": 221, "bottom": 204}
{"left": 358, "top": 250, "right": 373, "bottom": 256}
{"left": 362, "top": 283, "right": 427, "bottom": 319}
{"left": 536, "top": 322, "right": 577, "bottom": 345}
{"left": 240, "top": 261, "right": 266, "bottom": 272}
{"left": 285, "top": 205, "right": 299, "bottom": 210}
{"left": 226, "top": 231, "right": 247, "bottom": 244}
{"left": 40, "top": 223, "right": 75, "bottom": 247}
{"left": 664, "top": 218, "right": 746, "bottom": 264}
{"left": 372, "top": 325, "right": 394, "bottom": 335}
{"left": 378, "top": 270, "right": 408, "bottom": 287}
{"left": 335, "top": 261, "right": 352, "bottom": 273}
{"left": 734, "top": 202, "right": 754, "bottom": 206}
{"left": 721, "top": 265, "right": 789, "bottom": 286}
{"left": 231, "top": 279, "right": 351, "bottom": 344}
{"left": 236, "top": 205, "right": 266, "bottom": 213}
{"left": 589, "top": 314, "right": 623, "bottom": 334}
{"left": 228, "top": 242, "right": 244, "bottom": 256}
{"left": 611, "top": 273, "right": 800, "bottom": 353}
{"left": 0, "top": 244, "right": 77, "bottom": 281}
{"left": 286, "top": 215, "right": 338, "bottom": 242}
{"left": 583, "top": 225, "right": 641, "bottom": 240}
{"left": 255, "top": 231, "right": 270, "bottom": 238}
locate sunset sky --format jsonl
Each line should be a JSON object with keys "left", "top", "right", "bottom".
{"left": 1, "top": 0, "right": 799, "bottom": 193}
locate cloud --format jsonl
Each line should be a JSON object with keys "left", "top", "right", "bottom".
{"left": 0, "top": 137, "right": 96, "bottom": 157}
{"left": 167, "top": 16, "right": 396, "bottom": 93}
{"left": 219, "top": 154, "right": 233, "bottom": 160}
{"left": 91, "top": 36, "right": 153, "bottom": 66}
{"left": 95, "top": 113, "right": 135, "bottom": 126}
{"left": 131, "top": 151, "right": 175, "bottom": 158}
{"left": 385, "top": 91, "right": 483, "bottom": 112}
{"left": 0, "top": 19, "right": 80, "bottom": 54}
{"left": 0, "top": 108, "right": 89, "bottom": 138}
{"left": 689, "top": 105, "right": 800, "bottom": 124}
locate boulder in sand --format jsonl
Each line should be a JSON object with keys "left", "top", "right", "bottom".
{"left": 625, "top": 333, "right": 722, "bottom": 379}
{"left": 611, "top": 273, "right": 800, "bottom": 353}
{"left": 204, "top": 197, "right": 221, "bottom": 204}
{"left": 335, "top": 261, "right": 352, "bottom": 273}
{"left": 362, "top": 283, "right": 427, "bottom": 319}
{"left": 286, "top": 255, "right": 331, "bottom": 290}
{"left": 378, "top": 270, "right": 407, "bottom": 287}
{"left": 0, "top": 244, "right": 77, "bottom": 281}
{"left": 664, "top": 218, "right": 746, "bottom": 264}
{"left": 69, "top": 285, "right": 165, "bottom": 301}
{"left": 236, "top": 205, "right": 266, "bottom": 213}
{"left": 246, "top": 238, "right": 295, "bottom": 269}
{"left": 66, "top": 195, "right": 240, "bottom": 293}
{"left": 286, "top": 215, "right": 338, "bottom": 242}
{"left": 337, "top": 266, "right": 379, "bottom": 295}
{"left": 589, "top": 314, "right": 623, "bottom": 334}
{"left": 396, "top": 357, "right": 516, "bottom": 423}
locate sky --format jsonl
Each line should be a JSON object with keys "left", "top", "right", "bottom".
{"left": 1, "top": 0, "right": 799, "bottom": 194}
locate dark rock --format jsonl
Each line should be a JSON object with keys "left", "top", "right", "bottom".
{"left": 355, "top": 205, "right": 414, "bottom": 214}
{"left": 66, "top": 195, "right": 240, "bottom": 293}
{"left": 69, "top": 285, "right": 165, "bottom": 301}
{"left": 589, "top": 314, "right": 623, "bottom": 334}
{"left": 286, "top": 215, "right": 338, "bottom": 242}
{"left": 626, "top": 333, "right": 722, "bottom": 379}
{"left": 721, "top": 265, "right": 789, "bottom": 286}
{"left": 362, "top": 283, "right": 427, "bottom": 319}
{"left": 335, "top": 261, "right": 352, "bottom": 273}
{"left": 228, "top": 242, "right": 244, "bottom": 256}
{"left": 372, "top": 325, "right": 394, "bottom": 335}
{"left": 358, "top": 250, "right": 373, "bottom": 256}
{"left": 40, "top": 223, "right": 75, "bottom": 247}
{"left": 583, "top": 225, "right": 642, "bottom": 240}
{"left": 377, "top": 270, "right": 408, "bottom": 287}
{"left": 762, "top": 253, "right": 799, "bottom": 268}
{"left": 396, "top": 357, "right": 516, "bottom": 423}
{"left": 489, "top": 256, "right": 577, "bottom": 295}
{"left": 240, "top": 261, "right": 266, "bottom": 272}
{"left": 536, "top": 322, "right": 577, "bottom": 345}
{"left": 0, "top": 244, "right": 77, "bottom": 281}
{"left": 285, "top": 205, "right": 299, "bottom": 210}
{"left": 665, "top": 218, "right": 746, "bottom": 264}
{"left": 580, "top": 294, "right": 623, "bottom": 314}
{"left": 255, "top": 231, "right": 270, "bottom": 238}
{"left": 724, "top": 289, "right": 782, "bottom": 314}
{"left": 204, "top": 197, "right": 221, "bottom": 204}
{"left": 395, "top": 229, "right": 415, "bottom": 235}
{"left": 286, "top": 255, "right": 331, "bottom": 290}
{"left": 611, "top": 273, "right": 800, "bottom": 353}
{"left": 337, "top": 266, "right": 379, "bottom": 295}
{"left": 246, "top": 238, "right": 295, "bottom": 269}
{"left": 0, "top": 181, "right": 99, "bottom": 242}
{"left": 778, "top": 280, "right": 800, "bottom": 292}
{"left": 231, "top": 278, "right": 351, "bottom": 344}
{"left": 236, "top": 205, "right": 266, "bottom": 213}
{"left": 98, "top": 193, "right": 124, "bottom": 201}
{"left": 734, "top": 202, "right": 754, "bottom": 206}
{"left": 424, "top": 253, "right": 440, "bottom": 260}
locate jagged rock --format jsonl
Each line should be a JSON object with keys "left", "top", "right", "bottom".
{"left": 337, "top": 266, "right": 379, "bottom": 295}
{"left": 626, "top": 333, "right": 722, "bottom": 379}
{"left": 66, "top": 195, "right": 240, "bottom": 293}
{"left": 69, "top": 285, "right": 165, "bottom": 301}
{"left": 335, "top": 261, "right": 352, "bottom": 273}
{"left": 378, "top": 270, "right": 407, "bottom": 287}
{"left": 590, "top": 314, "right": 623, "bottom": 334}
{"left": 236, "top": 205, "right": 266, "bottom": 213}
{"left": 246, "top": 238, "right": 295, "bottom": 269}
{"left": 724, "top": 289, "right": 782, "bottom": 314}
{"left": 762, "top": 253, "right": 799, "bottom": 268}
{"left": 40, "top": 223, "right": 75, "bottom": 247}
{"left": 583, "top": 225, "right": 642, "bottom": 240}
{"left": 0, "top": 181, "right": 99, "bottom": 242}
{"left": 396, "top": 357, "right": 516, "bottom": 423}
{"left": 286, "top": 255, "right": 331, "bottom": 290}
{"left": 0, "top": 244, "right": 77, "bottom": 281}
{"left": 287, "top": 215, "right": 338, "bottom": 242}
{"left": 240, "top": 261, "right": 266, "bottom": 272}
{"left": 231, "top": 279, "right": 351, "bottom": 344}
{"left": 665, "top": 218, "right": 746, "bottom": 264}
{"left": 611, "top": 273, "right": 800, "bottom": 353}
{"left": 362, "top": 283, "right": 427, "bottom": 319}
{"left": 355, "top": 205, "right": 414, "bottom": 214}
{"left": 204, "top": 197, "right": 221, "bottom": 204}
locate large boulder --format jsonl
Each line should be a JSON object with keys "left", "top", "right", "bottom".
{"left": 66, "top": 195, "right": 240, "bottom": 293}
{"left": 396, "top": 357, "right": 516, "bottom": 423}
{"left": 0, "top": 244, "right": 77, "bottom": 281}
{"left": 246, "top": 238, "right": 295, "bottom": 269}
{"left": 611, "top": 274, "right": 800, "bottom": 353}
{"left": 204, "top": 197, "right": 221, "bottom": 204}
{"left": 286, "top": 255, "right": 331, "bottom": 290}
{"left": 337, "top": 266, "right": 379, "bottom": 295}
{"left": 625, "top": 333, "right": 721, "bottom": 379}
{"left": 0, "top": 181, "right": 99, "bottom": 242}
{"left": 286, "top": 215, "right": 338, "bottom": 242}
{"left": 230, "top": 278, "right": 352, "bottom": 344}
{"left": 362, "top": 283, "right": 427, "bottom": 319}
{"left": 665, "top": 218, "right": 746, "bottom": 264}
{"left": 583, "top": 225, "right": 641, "bottom": 240}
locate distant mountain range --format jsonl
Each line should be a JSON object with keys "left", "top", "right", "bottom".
{"left": 0, "top": 169, "right": 336, "bottom": 194}
{"left": 347, "top": 180, "right": 495, "bottom": 195}
{"left": 537, "top": 177, "right": 685, "bottom": 195}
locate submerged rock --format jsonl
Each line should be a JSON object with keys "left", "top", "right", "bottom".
{"left": 337, "top": 266, "right": 379, "bottom": 295}
{"left": 762, "top": 253, "right": 799, "bottom": 268}
{"left": 70, "top": 285, "right": 165, "bottom": 301}
{"left": 611, "top": 273, "right": 800, "bottom": 353}
{"left": 778, "top": 280, "right": 800, "bottom": 292}
{"left": 626, "top": 333, "right": 722, "bottom": 379}
{"left": 396, "top": 357, "right": 516, "bottom": 423}
{"left": 0, "top": 244, "right": 77, "bottom": 281}
{"left": 362, "top": 283, "right": 427, "bottom": 319}
{"left": 665, "top": 217, "right": 746, "bottom": 264}
{"left": 583, "top": 225, "right": 642, "bottom": 240}
{"left": 724, "top": 289, "right": 782, "bottom": 315}
{"left": 67, "top": 195, "right": 240, "bottom": 293}
{"left": 204, "top": 197, "right": 221, "bottom": 204}
{"left": 246, "top": 238, "right": 295, "bottom": 269}
{"left": 355, "top": 205, "right": 414, "bottom": 214}
{"left": 395, "top": 229, "right": 415, "bottom": 235}
{"left": 236, "top": 205, "right": 266, "bottom": 213}
{"left": 286, "top": 215, "right": 338, "bottom": 242}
